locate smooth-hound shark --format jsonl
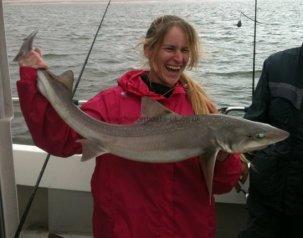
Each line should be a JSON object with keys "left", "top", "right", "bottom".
{"left": 15, "top": 32, "right": 289, "bottom": 197}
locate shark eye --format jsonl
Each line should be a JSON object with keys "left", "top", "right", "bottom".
{"left": 255, "top": 133, "right": 265, "bottom": 139}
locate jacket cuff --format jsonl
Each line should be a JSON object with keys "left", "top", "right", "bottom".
{"left": 19, "top": 67, "right": 37, "bottom": 82}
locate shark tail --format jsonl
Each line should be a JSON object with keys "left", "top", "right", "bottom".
{"left": 13, "top": 30, "right": 38, "bottom": 62}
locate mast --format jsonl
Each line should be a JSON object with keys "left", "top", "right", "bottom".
{"left": 0, "top": 0, "right": 20, "bottom": 237}
{"left": 252, "top": 0, "right": 257, "bottom": 97}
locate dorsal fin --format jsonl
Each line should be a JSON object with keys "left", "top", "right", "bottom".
{"left": 140, "top": 97, "right": 179, "bottom": 120}
{"left": 57, "top": 70, "right": 74, "bottom": 92}
{"left": 47, "top": 70, "right": 74, "bottom": 93}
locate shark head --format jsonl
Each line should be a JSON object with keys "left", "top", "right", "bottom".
{"left": 215, "top": 115, "right": 289, "bottom": 153}
{"left": 200, "top": 115, "right": 289, "bottom": 201}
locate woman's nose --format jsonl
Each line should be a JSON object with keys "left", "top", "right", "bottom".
{"left": 173, "top": 51, "right": 183, "bottom": 62}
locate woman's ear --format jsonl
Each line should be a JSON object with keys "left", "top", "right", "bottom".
{"left": 144, "top": 46, "right": 151, "bottom": 58}
{"left": 144, "top": 47, "right": 150, "bottom": 59}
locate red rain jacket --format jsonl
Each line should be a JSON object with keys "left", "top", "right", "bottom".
{"left": 17, "top": 67, "right": 242, "bottom": 238}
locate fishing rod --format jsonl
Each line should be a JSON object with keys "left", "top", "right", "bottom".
{"left": 14, "top": 1, "right": 112, "bottom": 237}
{"left": 233, "top": 0, "right": 259, "bottom": 197}
{"left": 237, "top": 11, "right": 262, "bottom": 26}
{"left": 252, "top": 0, "right": 257, "bottom": 98}
{"left": 0, "top": 188, "right": 5, "bottom": 238}
{"left": 237, "top": 0, "right": 258, "bottom": 98}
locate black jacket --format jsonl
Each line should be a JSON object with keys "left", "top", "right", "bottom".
{"left": 244, "top": 43, "right": 303, "bottom": 215}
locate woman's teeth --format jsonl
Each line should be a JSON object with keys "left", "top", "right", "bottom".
{"left": 166, "top": 65, "right": 181, "bottom": 71}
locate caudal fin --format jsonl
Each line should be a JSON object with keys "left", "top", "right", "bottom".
{"left": 13, "top": 30, "right": 38, "bottom": 62}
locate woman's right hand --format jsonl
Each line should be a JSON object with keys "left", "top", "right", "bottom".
{"left": 18, "top": 48, "right": 48, "bottom": 69}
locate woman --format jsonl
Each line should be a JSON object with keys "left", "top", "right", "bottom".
{"left": 18, "top": 15, "right": 242, "bottom": 238}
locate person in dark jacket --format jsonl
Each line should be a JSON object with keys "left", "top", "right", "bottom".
{"left": 239, "top": 43, "right": 303, "bottom": 238}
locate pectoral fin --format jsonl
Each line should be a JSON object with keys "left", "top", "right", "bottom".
{"left": 77, "top": 139, "right": 107, "bottom": 161}
{"left": 199, "top": 148, "right": 219, "bottom": 203}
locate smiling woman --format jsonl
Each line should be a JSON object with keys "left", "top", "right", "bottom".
{"left": 16, "top": 14, "right": 243, "bottom": 238}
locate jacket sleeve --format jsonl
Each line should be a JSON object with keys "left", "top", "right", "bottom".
{"left": 17, "top": 67, "right": 103, "bottom": 157}
{"left": 244, "top": 59, "right": 270, "bottom": 123}
{"left": 212, "top": 153, "right": 242, "bottom": 194}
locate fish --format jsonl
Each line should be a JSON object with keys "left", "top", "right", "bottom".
{"left": 15, "top": 31, "right": 289, "bottom": 197}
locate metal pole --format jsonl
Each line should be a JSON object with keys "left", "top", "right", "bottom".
{"left": 252, "top": 0, "right": 257, "bottom": 97}
{"left": 0, "top": 0, "right": 20, "bottom": 237}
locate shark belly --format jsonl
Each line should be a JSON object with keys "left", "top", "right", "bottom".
{"left": 102, "top": 132, "right": 205, "bottom": 163}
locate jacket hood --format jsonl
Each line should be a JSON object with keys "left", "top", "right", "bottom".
{"left": 117, "top": 69, "right": 186, "bottom": 100}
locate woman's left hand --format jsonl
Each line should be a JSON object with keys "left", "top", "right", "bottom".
{"left": 239, "top": 154, "right": 249, "bottom": 184}
{"left": 216, "top": 150, "right": 229, "bottom": 161}
{"left": 18, "top": 48, "right": 48, "bottom": 69}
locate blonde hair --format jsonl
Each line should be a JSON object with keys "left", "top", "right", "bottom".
{"left": 144, "top": 15, "right": 217, "bottom": 115}
{"left": 180, "top": 74, "right": 218, "bottom": 114}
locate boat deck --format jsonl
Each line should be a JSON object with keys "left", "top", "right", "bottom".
{"left": 19, "top": 184, "right": 248, "bottom": 238}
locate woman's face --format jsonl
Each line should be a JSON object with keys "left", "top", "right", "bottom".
{"left": 146, "top": 26, "right": 190, "bottom": 87}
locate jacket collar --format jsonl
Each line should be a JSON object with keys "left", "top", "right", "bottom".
{"left": 118, "top": 70, "right": 186, "bottom": 100}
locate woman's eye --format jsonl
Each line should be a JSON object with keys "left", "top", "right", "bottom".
{"left": 165, "top": 47, "right": 175, "bottom": 52}
{"left": 182, "top": 48, "right": 189, "bottom": 53}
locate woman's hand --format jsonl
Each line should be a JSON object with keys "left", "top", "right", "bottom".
{"left": 239, "top": 154, "right": 249, "bottom": 184}
{"left": 216, "top": 150, "right": 229, "bottom": 161}
{"left": 216, "top": 152, "right": 249, "bottom": 184}
{"left": 18, "top": 48, "right": 48, "bottom": 69}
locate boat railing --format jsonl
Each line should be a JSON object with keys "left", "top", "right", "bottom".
{"left": 12, "top": 97, "right": 87, "bottom": 105}
{"left": 13, "top": 97, "right": 247, "bottom": 114}
{"left": 219, "top": 106, "right": 246, "bottom": 115}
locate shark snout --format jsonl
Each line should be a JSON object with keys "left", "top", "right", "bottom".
{"left": 269, "top": 127, "right": 289, "bottom": 143}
